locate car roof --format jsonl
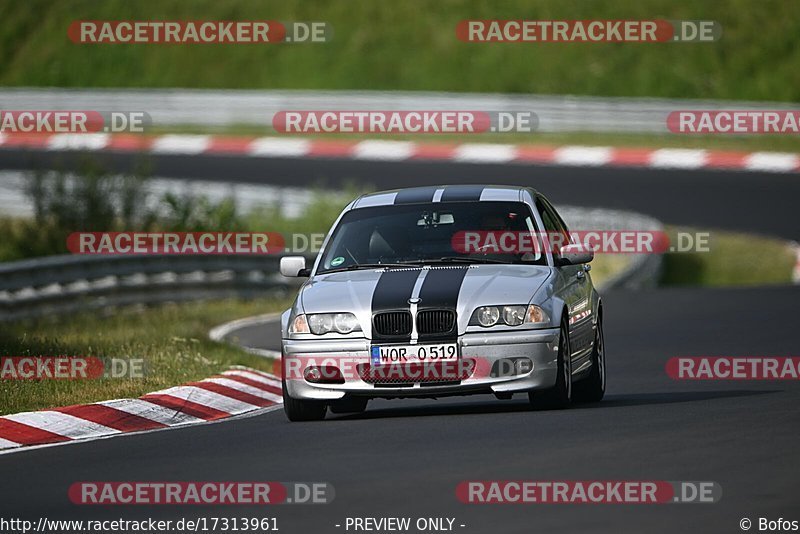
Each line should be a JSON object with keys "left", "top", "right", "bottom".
{"left": 351, "top": 185, "right": 540, "bottom": 209}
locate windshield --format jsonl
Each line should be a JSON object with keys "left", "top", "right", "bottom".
{"left": 317, "top": 201, "right": 546, "bottom": 273}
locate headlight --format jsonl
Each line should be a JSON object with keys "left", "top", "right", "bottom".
{"left": 308, "top": 314, "right": 335, "bottom": 334}
{"left": 475, "top": 306, "right": 500, "bottom": 327}
{"left": 292, "top": 313, "right": 362, "bottom": 335}
{"left": 333, "top": 312, "right": 359, "bottom": 334}
{"left": 470, "top": 305, "right": 550, "bottom": 327}
{"left": 502, "top": 305, "right": 526, "bottom": 326}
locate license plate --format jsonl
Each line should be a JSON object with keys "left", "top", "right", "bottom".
{"left": 370, "top": 343, "right": 459, "bottom": 366}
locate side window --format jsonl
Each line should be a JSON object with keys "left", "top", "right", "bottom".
{"left": 535, "top": 198, "right": 571, "bottom": 256}
{"left": 542, "top": 198, "right": 571, "bottom": 236}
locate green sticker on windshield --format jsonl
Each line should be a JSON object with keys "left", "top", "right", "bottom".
{"left": 331, "top": 256, "right": 345, "bottom": 266}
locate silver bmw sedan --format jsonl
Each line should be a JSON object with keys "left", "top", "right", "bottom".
{"left": 279, "top": 185, "right": 604, "bottom": 421}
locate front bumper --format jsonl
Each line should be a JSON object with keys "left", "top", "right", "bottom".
{"left": 282, "top": 328, "right": 560, "bottom": 400}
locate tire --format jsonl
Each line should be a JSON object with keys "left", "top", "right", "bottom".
{"left": 574, "top": 315, "right": 606, "bottom": 403}
{"left": 529, "top": 316, "right": 572, "bottom": 410}
{"left": 329, "top": 396, "right": 369, "bottom": 414}
{"left": 282, "top": 379, "right": 327, "bottom": 422}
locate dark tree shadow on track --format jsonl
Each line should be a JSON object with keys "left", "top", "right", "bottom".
{"left": 329, "top": 389, "right": 779, "bottom": 421}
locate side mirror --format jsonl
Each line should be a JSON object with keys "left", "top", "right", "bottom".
{"left": 280, "top": 256, "right": 310, "bottom": 277}
{"left": 558, "top": 244, "right": 594, "bottom": 266}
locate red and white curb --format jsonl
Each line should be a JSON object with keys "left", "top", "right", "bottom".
{"left": 0, "top": 366, "right": 281, "bottom": 453}
{"left": 1, "top": 133, "right": 799, "bottom": 173}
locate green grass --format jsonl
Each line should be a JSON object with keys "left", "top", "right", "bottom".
{"left": 0, "top": 298, "right": 290, "bottom": 415}
{"left": 1, "top": 0, "right": 798, "bottom": 101}
{"left": 660, "top": 227, "right": 796, "bottom": 286}
{"left": 589, "top": 255, "right": 634, "bottom": 288}
{"left": 0, "top": 218, "right": 27, "bottom": 262}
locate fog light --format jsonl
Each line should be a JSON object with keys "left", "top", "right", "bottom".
{"left": 490, "top": 357, "right": 534, "bottom": 378}
{"left": 515, "top": 358, "right": 533, "bottom": 374}
{"left": 490, "top": 359, "right": 514, "bottom": 378}
{"left": 303, "top": 365, "right": 345, "bottom": 384}
{"left": 304, "top": 367, "right": 322, "bottom": 382}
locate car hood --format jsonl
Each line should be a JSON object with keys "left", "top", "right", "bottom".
{"left": 300, "top": 264, "right": 552, "bottom": 336}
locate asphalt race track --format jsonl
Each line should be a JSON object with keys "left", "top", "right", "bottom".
{"left": 0, "top": 286, "right": 798, "bottom": 532}
{"left": 0, "top": 157, "right": 798, "bottom": 533}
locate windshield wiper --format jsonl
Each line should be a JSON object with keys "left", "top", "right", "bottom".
{"left": 325, "top": 258, "right": 508, "bottom": 273}
{"left": 324, "top": 262, "right": 412, "bottom": 273}
{"left": 401, "top": 257, "right": 508, "bottom": 265}
{"left": 437, "top": 256, "right": 508, "bottom": 264}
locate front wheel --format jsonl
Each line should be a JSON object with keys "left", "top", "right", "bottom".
{"left": 282, "top": 379, "right": 327, "bottom": 422}
{"left": 574, "top": 316, "right": 606, "bottom": 403}
{"left": 529, "top": 317, "right": 572, "bottom": 410}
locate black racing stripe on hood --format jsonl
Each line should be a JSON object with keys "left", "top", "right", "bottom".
{"left": 417, "top": 266, "right": 469, "bottom": 310}
{"left": 370, "top": 268, "right": 422, "bottom": 341}
{"left": 440, "top": 185, "right": 485, "bottom": 202}
{"left": 393, "top": 186, "right": 438, "bottom": 204}
{"left": 416, "top": 266, "right": 469, "bottom": 341}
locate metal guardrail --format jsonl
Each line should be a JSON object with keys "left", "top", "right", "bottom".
{"left": 2, "top": 89, "right": 797, "bottom": 134}
{"left": 0, "top": 254, "right": 310, "bottom": 322}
